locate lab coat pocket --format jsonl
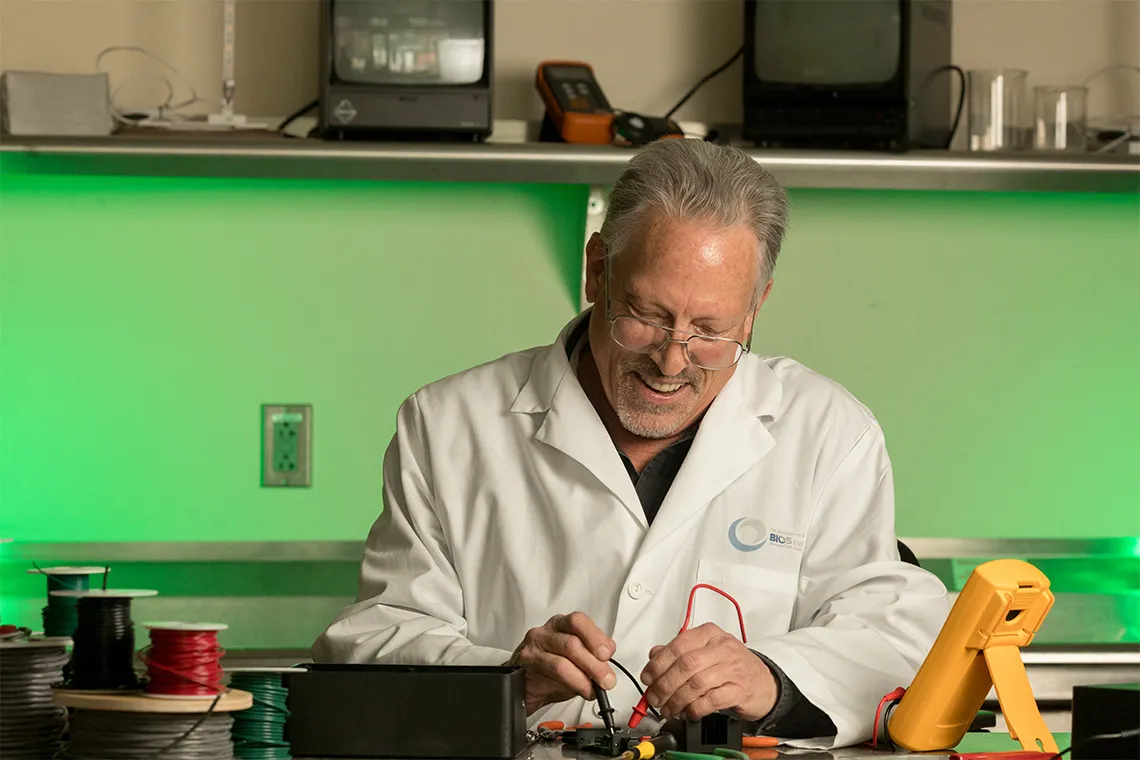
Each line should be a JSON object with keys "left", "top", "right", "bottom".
{"left": 694, "top": 560, "right": 799, "bottom": 640}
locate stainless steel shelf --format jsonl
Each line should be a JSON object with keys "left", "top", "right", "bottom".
{"left": 2, "top": 136, "right": 1137, "bottom": 192}
{"left": 902, "top": 537, "right": 1140, "bottom": 559}
{"left": 2, "top": 538, "right": 1134, "bottom": 563}
{"left": 1, "top": 541, "right": 364, "bottom": 563}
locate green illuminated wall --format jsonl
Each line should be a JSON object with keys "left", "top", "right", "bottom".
{"left": 1, "top": 161, "right": 1138, "bottom": 542}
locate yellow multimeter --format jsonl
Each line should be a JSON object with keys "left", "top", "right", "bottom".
{"left": 535, "top": 61, "right": 614, "bottom": 145}
{"left": 888, "top": 559, "right": 1058, "bottom": 754}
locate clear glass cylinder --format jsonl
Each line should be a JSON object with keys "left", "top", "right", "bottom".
{"left": 968, "top": 69, "right": 1028, "bottom": 152}
{"left": 1034, "top": 86, "right": 1089, "bottom": 152}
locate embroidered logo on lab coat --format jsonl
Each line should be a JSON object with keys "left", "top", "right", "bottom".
{"left": 728, "top": 518, "right": 768, "bottom": 552}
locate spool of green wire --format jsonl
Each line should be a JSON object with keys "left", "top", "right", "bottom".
{"left": 27, "top": 566, "right": 108, "bottom": 638}
{"left": 229, "top": 668, "right": 302, "bottom": 760}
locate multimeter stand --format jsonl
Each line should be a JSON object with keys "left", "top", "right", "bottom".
{"left": 539, "top": 113, "right": 568, "bottom": 143}
{"left": 984, "top": 645, "right": 1056, "bottom": 753}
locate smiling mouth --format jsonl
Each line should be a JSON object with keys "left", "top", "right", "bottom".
{"left": 635, "top": 373, "right": 689, "bottom": 397}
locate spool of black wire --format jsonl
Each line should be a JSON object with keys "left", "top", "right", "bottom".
{"left": 27, "top": 566, "right": 109, "bottom": 637}
{"left": 51, "top": 589, "right": 157, "bottom": 691}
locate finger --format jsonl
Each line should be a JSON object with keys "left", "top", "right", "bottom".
{"left": 641, "top": 623, "right": 724, "bottom": 686}
{"left": 554, "top": 611, "right": 615, "bottom": 661}
{"left": 544, "top": 630, "right": 616, "bottom": 689}
{"left": 650, "top": 650, "right": 726, "bottom": 715}
{"left": 520, "top": 648, "right": 595, "bottom": 700}
{"left": 680, "top": 683, "right": 744, "bottom": 722}
{"left": 660, "top": 663, "right": 741, "bottom": 719}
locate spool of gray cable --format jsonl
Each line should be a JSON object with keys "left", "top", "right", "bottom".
{"left": 65, "top": 710, "right": 236, "bottom": 759}
{"left": 0, "top": 635, "right": 71, "bottom": 760}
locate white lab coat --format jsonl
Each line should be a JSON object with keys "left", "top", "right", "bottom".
{"left": 312, "top": 312, "right": 949, "bottom": 748}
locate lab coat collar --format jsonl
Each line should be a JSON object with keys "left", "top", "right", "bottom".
{"left": 512, "top": 310, "right": 645, "bottom": 525}
{"left": 640, "top": 352, "right": 781, "bottom": 554}
{"left": 511, "top": 311, "right": 785, "bottom": 534}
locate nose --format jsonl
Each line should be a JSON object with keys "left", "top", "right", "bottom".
{"left": 652, "top": 340, "right": 690, "bottom": 377}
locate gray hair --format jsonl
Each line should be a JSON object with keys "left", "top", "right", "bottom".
{"left": 599, "top": 139, "right": 790, "bottom": 307}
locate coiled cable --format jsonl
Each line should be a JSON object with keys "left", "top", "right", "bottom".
{"left": 69, "top": 596, "right": 139, "bottom": 690}
{"left": 229, "top": 671, "right": 292, "bottom": 759}
{"left": 141, "top": 627, "right": 225, "bottom": 697}
{"left": 64, "top": 709, "right": 235, "bottom": 759}
{"left": 0, "top": 636, "right": 71, "bottom": 759}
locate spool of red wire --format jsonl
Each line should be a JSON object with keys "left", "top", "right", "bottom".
{"left": 140, "top": 622, "right": 228, "bottom": 699}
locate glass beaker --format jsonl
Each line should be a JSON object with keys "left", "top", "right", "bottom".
{"left": 968, "top": 69, "right": 1029, "bottom": 151}
{"left": 1034, "top": 86, "right": 1088, "bottom": 152}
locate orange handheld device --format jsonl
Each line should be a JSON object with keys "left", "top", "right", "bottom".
{"left": 887, "top": 559, "right": 1058, "bottom": 754}
{"left": 535, "top": 61, "right": 614, "bottom": 144}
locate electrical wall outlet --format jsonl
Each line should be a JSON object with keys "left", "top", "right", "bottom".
{"left": 261, "top": 404, "right": 312, "bottom": 487}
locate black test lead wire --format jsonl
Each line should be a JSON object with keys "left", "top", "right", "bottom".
{"left": 610, "top": 658, "right": 662, "bottom": 721}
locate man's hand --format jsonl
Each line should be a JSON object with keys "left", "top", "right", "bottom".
{"left": 640, "top": 622, "right": 778, "bottom": 722}
{"left": 506, "top": 612, "right": 617, "bottom": 716}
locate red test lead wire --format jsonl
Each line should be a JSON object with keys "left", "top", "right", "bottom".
{"left": 869, "top": 687, "right": 907, "bottom": 749}
{"left": 628, "top": 583, "right": 748, "bottom": 729}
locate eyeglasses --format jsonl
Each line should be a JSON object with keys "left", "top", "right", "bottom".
{"left": 609, "top": 314, "right": 746, "bottom": 370}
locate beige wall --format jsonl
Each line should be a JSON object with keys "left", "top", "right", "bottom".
{"left": 2, "top": 0, "right": 1137, "bottom": 136}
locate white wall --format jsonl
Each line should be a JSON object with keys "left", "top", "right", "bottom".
{"left": 1, "top": 0, "right": 1136, "bottom": 136}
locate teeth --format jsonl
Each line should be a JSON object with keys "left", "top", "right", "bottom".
{"left": 643, "top": 378, "right": 684, "bottom": 393}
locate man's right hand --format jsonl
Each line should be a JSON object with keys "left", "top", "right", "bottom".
{"left": 505, "top": 612, "right": 617, "bottom": 716}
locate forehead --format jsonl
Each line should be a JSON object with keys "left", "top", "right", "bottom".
{"left": 613, "top": 213, "right": 758, "bottom": 317}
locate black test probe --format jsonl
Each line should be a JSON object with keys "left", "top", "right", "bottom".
{"left": 593, "top": 680, "right": 617, "bottom": 734}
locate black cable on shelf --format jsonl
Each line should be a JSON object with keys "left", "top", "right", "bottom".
{"left": 665, "top": 46, "right": 745, "bottom": 121}
{"left": 278, "top": 99, "right": 319, "bottom": 135}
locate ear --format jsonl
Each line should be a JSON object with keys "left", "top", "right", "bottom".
{"left": 745, "top": 279, "right": 774, "bottom": 344}
{"left": 583, "top": 233, "right": 607, "bottom": 305}
{"left": 756, "top": 278, "right": 773, "bottom": 310}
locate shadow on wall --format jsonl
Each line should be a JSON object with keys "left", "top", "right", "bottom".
{"left": 514, "top": 183, "right": 591, "bottom": 309}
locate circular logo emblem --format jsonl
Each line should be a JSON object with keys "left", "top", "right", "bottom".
{"left": 728, "top": 518, "right": 768, "bottom": 552}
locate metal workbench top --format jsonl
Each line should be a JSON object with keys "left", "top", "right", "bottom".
{"left": 298, "top": 731, "right": 1068, "bottom": 760}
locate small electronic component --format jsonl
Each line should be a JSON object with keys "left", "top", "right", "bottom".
{"left": 572, "top": 729, "right": 678, "bottom": 759}
{"left": 612, "top": 112, "right": 684, "bottom": 147}
{"left": 574, "top": 727, "right": 637, "bottom": 756}
{"left": 661, "top": 714, "right": 743, "bottom": 753}
{"left": 1071, "top": 684, "right": 1139, "bottom": 760}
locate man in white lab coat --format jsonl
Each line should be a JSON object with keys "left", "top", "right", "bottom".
{"left": 313, "top": 139, "right": 949, "bottom": 747}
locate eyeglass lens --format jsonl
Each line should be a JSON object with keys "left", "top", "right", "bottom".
{"left": 611, "top": 316, "right": 742, "bottom": 369}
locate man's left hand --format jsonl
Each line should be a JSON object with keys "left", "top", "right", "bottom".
{"left": 640, "top": 622, "right": 778, "bottom": 722}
